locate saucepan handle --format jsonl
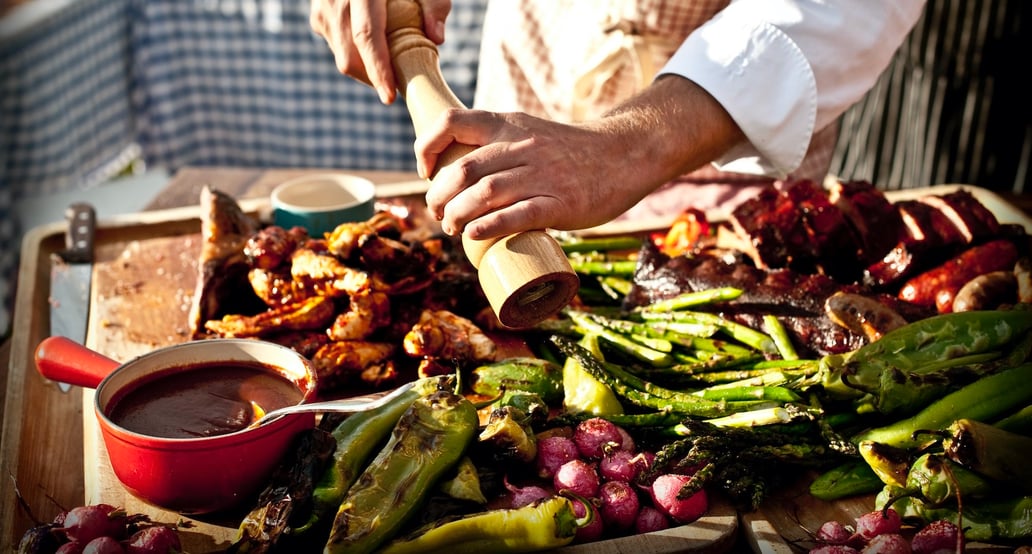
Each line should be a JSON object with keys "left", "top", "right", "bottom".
{"left": 35, "top": 336, "right": 120, "bottom": 389}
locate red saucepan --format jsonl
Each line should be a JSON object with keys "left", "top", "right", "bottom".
{"left": 34, "top": 336, "right": 319, "bottom": 514}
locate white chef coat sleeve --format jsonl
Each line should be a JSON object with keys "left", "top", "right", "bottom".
{"left": 657, "top": 0, "right": 926, "bottom": 178}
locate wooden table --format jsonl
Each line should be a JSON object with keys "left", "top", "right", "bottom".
{"left": 2, "top": 167, "right": 1030, "bottom": 549}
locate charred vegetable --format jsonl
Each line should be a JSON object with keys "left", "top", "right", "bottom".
{"left": 820, "top": 308, "right": 1032, "bottom": 415}
{"left": 851, "top": 362, "right": 1032, "bottom": 449}
{"left": 297, "top": 376, "right": 444, "bottom": 534}
{"left": 377, "top": 494, "right": 591, "bottom": 554}
{"left": 470, "top": 357, "right": 564, "bottom": 405}
{"left": 324, "top": 389, "right": 479, "bottom": 554}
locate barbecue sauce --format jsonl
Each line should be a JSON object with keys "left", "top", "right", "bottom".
{"left": 106, "top": 362, "right": 303, "bottom": 439}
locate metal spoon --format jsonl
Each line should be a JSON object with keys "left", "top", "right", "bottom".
{"left": 247, "top": 380, "right": 415, "bottom": 429}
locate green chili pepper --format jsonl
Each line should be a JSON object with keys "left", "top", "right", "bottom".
{"left": 992, "top": 403, "right": 1032, "bottom": 435}
{"left": 857, "top": 440, "right": 913, "bottom": 488}
{"left": 437, "top": 456, "right": 488, "bottom": 505}
{"left": 470, "top": 357, "right": 564, "bottom": 405}
{"left": 809, "top": 459, "right": 885, "bottom": 501}
{"left": 324, "top": 389, "right": 479, "bottom": 554}
{"left": 878, "top": 489, "right": 1032, "bottom": 542}
{"left": 479, "top": 405, "right": 538, "bottom": 463}
{"left": 941, "top": 418, "right": 1032, "bottom": 493}
{"left": 851, "top": 362, "right": 1032, "bottom": 449}
{"left": 900, "top": 453, "right": 995, "bottom": 506}
{"left": 294, "top": 377, "right": 442, "bottom": 534}
{"left": 825, "top": 309, "right": 1032, "bottom": 415}
{"left": 560, "top": 333, "right": 624, "bottom": 416}
{"left": 377, "top": 494, "right": 589, "bottom": 554}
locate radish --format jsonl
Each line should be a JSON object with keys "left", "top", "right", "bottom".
{"left": 598, "top": 480, "right": 640, "bottom": 531}
{"left": 635, "top": 506, "right": 670, "bottom": 534}
{"left": 809, "top": 547, "right": 861, "bottom": 554}
{"left": 648, "top": 473, "right": 708, "bottom": 524}
{"left": 861, "top": 533, "right": 911, "bottom": 554}
{"left": 56, "top": 542, "right": 86, "bottom": 554}
{"left": 82, "top": 536, "right": 125, "bottom": 554}
{"left": 125, "top": 525, "right": 183, "bottom": 554}
{"left": 573, "top": 418, "right": 625, "bottom": 459}
{"left": 554, "top": 459, "right": 600, "bottom": 498}
{"left": 910, "top": 520, "right": 962, "bottom": 554}
{"left": 598, "top": 450, "right": 638, "bottom": 483}
{"left": 854, "top": 508, "right": 901, "bottom": 542}
{"left": 536, "top": 435, "right": 580, "bottom": 479}
{"left": 60, "top": 504, "right": 127, "bottom": 543}
{"left": 502, "top": 476, "right": 552, "bottom": 509}
{"left": 816, "top": 520, "right": 853, "bottom": 545}
{"left": 570, "top": 497, "right": 604, "bottom": 543}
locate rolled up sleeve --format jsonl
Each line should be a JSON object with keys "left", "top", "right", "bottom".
{"left": 658, "top": 0, "right": 925, "bottom": 177}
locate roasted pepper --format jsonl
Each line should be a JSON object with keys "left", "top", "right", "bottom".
{"left": 877, "top": 489, "right": 1032, "bottom": 542}
{"left": 851, "top": 362, "right": 1032, "bottom": 449}
{"left": 941, "top": 418, "right": 1032, "bottom": 493}
{"left": 479, "top": 405, "right": 538, "bottom": 463}
{"left": 471, "top": 357, "right": 564, "bottom": 405}
{"left": 822, "top": 309, "right": 1032, "bottom": 415}
{"left": 561, "top": 333, "right": 624, "bottom": 416}
{"left": 898, "top": 453, "right": 995, "bottom": 506}
{"left": 857, "top": 440, "right": 913, "bottom": 488}
{"left": 437, "top": 456, "right": 487, "bottom": 505}
{"left": 296, "top": 377, "right": 442, "bottom": 533}
{"left": 377, "top": 494, "right": 590, "bottom": 554}
{"left": 324, "top": 389, "right": 478, "bottom": 554}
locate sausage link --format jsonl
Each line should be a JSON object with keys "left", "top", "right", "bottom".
{"left": 898, "top": 239, "right": 1018, "bottom": 312}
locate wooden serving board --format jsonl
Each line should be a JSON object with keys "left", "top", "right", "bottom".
{"left": 4, "top": 183, "right": 1027, "bottom": 552}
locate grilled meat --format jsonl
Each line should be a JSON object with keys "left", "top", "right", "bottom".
{"left": 624, "top": 242, "right": 933, "bottom": 357}
{"left": 726, "top": 180, "right": 1019, "bottom": 291}
{"left": 403, "top": 309, "right": 498, "bottom": 365}
{"left": 243, "top": 225, "right": 311, "bottom": 270}
{"left": 327, "top": 290, "right": 392, "bottom": 340}
{"left": 898, "top": 238, "right": 1021, "bottom": 312}
{"left": 204, "top": 295, "right": 337, "bottom": 338}
{"left": 189, "top": 186, "right": 266, "bottom": 338}
{"left": 311, "top": 340, "right": 398, "bottom": 389}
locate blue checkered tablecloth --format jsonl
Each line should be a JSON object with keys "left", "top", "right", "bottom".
{"left": 0, "top": 0, "right": 487, "bottom": 336}
{"left": 129, "top": 0, "right": 485, "bottom": 171}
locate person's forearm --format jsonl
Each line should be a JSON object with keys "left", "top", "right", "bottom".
{"left": 593, "top": 75, "right": 746, "bottom": 195}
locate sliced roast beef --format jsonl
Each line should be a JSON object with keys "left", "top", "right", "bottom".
{"left": 827, "top": 180, "right": 904, "bottom": 266}
{"left": 782, "top": 179, "right": 864, "bottom": 281}
{"left": 727, "top": 186, "right": 809, "bottom": 269}
{"left": 895, "top": 199, "right": 968, "bottom": 246}
{"left": 917, "top": 189, "right": 1000, "bottom": 243}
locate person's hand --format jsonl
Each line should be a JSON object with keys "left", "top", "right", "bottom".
{"left": 309, "top": 0, "right": 452, "bottom": 104}
{"left": 418, "top": 111, "right": 654, "bottom": 239}
{"left": 418, "top": 76, "right": 745, "bottom": 240}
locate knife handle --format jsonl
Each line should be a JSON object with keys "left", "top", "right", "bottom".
{"left": 60, "top": 202, "right": 96, "bottom": 264}
{"left": 385, "top": 0, "right": 579, "bottom": 328}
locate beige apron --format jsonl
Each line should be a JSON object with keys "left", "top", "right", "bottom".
{"left": 473, "top": 0, "right": 838, "bottom": 218}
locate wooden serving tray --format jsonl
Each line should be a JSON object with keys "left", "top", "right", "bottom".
{"left": 2, "top": 186, "right": 737, "bottom": 552}
{"left": 3, "top": 183, "right": 1027, "bottom": 551}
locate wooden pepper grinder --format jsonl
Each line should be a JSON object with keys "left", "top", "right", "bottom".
{"left": 386, "top": 0, "right": 579, "bottom": 328}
